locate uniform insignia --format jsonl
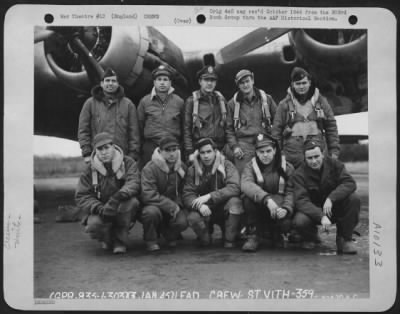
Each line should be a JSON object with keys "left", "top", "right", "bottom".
{"left": 257, "top": 134, "right": 264, "bottom": 141}
{"left": 159, "top": 65, "right": 165, "bottom": 69}
{"left": 208, "top": 66, "right": 213, "bottom": 73}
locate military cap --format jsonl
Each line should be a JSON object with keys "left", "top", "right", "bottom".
{"left": 255, "top": 133, "right": 277, "bottom": 149}
{"left": 290, "top": 67, "right": 311, "bottom": 82}
{"left": 195, "top": 138, "right": 217, "bottom": 150}
{"left": 102, "top": 67, "right": 118, "bottom": 80}
{"left": 235, "top": 69, "right": 254, "bottom": 85}
{"left": 152, "top": 65, "right": 171, "bottom": 79}
{"left": 303, "top": 138, "right": 323, "bottom": 151}
{"left": 159, "top": 136, "right": 179, "bottom": 150}
{"left": 197, "top": 66, "right": 218, "bottom": 80}
{"left": 93, "top": 132, "right": 113, "bottom": 149}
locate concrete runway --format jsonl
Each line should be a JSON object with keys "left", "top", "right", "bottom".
{"left": 34, "top": 170, "right": 369, "bottom": 305}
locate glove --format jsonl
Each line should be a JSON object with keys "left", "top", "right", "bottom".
{"left": 102, "top": 198, "right": 119, "bottom": 216}
{"left": 84, "top": 156, "right": 91, "bottom": 164}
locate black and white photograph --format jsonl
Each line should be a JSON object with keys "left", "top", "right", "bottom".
{"left": 3, "top": 5, "right": 397, "bottom": 312}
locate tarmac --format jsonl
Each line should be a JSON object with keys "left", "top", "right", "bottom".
{"left": 34, "top": 172, "right": 369, "bottom": 307}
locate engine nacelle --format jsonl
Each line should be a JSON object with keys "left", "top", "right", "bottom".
{"left": 42, "top": 26, "right": 189, "bottom": 99}
{"left": 289, "top": 29, "right": 367, "bottom": 72}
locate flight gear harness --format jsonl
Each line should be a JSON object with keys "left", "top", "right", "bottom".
{"left": 251, "top": 157, "right": 287, "bottom": 194}
{"left": 91, "top": 162, "right": 126, "bottom": 200}
{"left": 286, "top": 88, "right": 326, "bottom": 135}
{"left": 192, "top": 90, "right": 227, "bottom": 131}
{"left": 233, "top": 89, "right": 272, "bottom": 131}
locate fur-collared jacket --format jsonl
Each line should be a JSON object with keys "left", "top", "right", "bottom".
{"left": 141, "top": 148, "right": 187, "bottom": 215}
{"left": 78, "top": 85, "right": 141, "bottom": 160}
{"left": 137, "top": 87, "right": 184, "bottom": 144}
{"left": 272, "top": 87, "right": 339, "bottom": 157}
{"left": 75, "top": 145, "right": 141, "bottom": 215}
{"left": 226, "top": 87, "right": 277, "bottom": 150}
{"left": 241, "top": 157, "right": 295, "bottom": 215}
{"left": 292, "top": 156, "right": 357, "bottom": 223}
{"left": 183, "top": 150, "right": 241, "bottom": 210}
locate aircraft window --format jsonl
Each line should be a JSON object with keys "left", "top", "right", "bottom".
{"left": 282, "top": 45, "right": 296, "bottom": 63}
{"left": 203, "top": 53, "right": 215, "bottom": 67}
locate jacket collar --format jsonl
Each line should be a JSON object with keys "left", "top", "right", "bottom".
{"left": 91, "top": 145, "right": 125, "bottom": 179}
{"left": 91, "top": 85, "right": 125, "bottom": 101}
{"left": 151, "top": 148, "right": 185, "bottom": 178}
{"left": 304, "top": 157, "right": 330, "bottom": 179}
{"left": 287, "top": 87, "right": 320, "bottom": 107}
{"left": 193, "top": 149, "right": 226, "bottom": 185}
{"left": 198, "top": 89, "right": 219, "bottom": 99}
{"left": 150, "top": 86, "right": 175, "bottom": 99}
{"left": 236, "top": 87, "right": 261, "bottom": 103}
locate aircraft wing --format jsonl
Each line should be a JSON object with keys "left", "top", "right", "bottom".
{"left": 34, "top": 26, "right": 368, "bottom": 142}
{"left": 336, "top": 112, "right": 368, "bottom": 144}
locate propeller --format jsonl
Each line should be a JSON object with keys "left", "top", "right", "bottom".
{"left": 44, "top": 27, "right": 105, "bottom": 88}
{"left": 68, "top": 31, "right": 104, "bottom": 84}
{"left": 215, "top": 28, "right": 291, "bottom": 64}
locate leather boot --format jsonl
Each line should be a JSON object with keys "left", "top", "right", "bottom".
{"left": 192, "top": 221, "right": 211, "bottom": 247}
{"left": 242, "top": 234, "right": 259, "bottom": 252}
{"left": 146, "top": 241, "right": 160, "bottom": 252}
{"left": 337, "top": 236, "right": 357, "bottom": 254}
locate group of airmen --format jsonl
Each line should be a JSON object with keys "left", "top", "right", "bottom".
{"left": 75, "top": 64, "right": 360, "bottom": 255}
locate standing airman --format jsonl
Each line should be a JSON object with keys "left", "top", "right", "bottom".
{"left": 78, "top": 68, "right": 140, "bottom": 163}
{"left": 137, "top": 65, "right": 185, "bottom": 168}
{"left": 184, "top": 66, "right": 228, "bottom": 161}
{"left": 272, "top": 67, "right": 340, "bottom": 168}
{"left": 226, "top": 69, "right": 277, "bottom": 173}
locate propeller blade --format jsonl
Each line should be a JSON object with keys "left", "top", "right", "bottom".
{"left": 69, "top": 34, "right": 104, "bottom": 84}
{"left": 215, "top": 28, "right": 291, "bottom": 64}
{"left": 34, "top": 28, "right": 55, "bottom": 43}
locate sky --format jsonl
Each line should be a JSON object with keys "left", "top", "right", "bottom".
{"left": 34, "top": 136, "right": 82, "bottom": 157}
{"left": 34, "top": 26, "right": 258, "bottom": 157}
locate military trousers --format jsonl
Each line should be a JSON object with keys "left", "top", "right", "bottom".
{"left": 292, "top": 193, "right": 360, "bottom": 241}
{"left": 243, "top": 197, "right": 291, "bottom": 238}
{"left": 139, "top": 205, "right": 188, "bottom": 242}
{"left": 187, "top": 197, "right": 242, "bottom": 242}
{"left": 84, "top": 197, "right": 140, "bottom": 246}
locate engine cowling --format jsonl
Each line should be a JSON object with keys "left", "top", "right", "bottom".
{"left": 289, "top": 29, "right": 367, "bottom": 114}
{"left": 289, "top": 29, "right": 367, "bottom": 72}
{"left": 42, "top": 26, "right": 189, "bottom": 99}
